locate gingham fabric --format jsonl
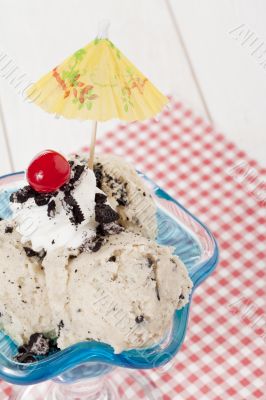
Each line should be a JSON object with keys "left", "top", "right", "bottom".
{"left": 1, "top": 100, "right": 265, "bottom": 400}
{"left": 0, "top": 381, "right": 12, "bottom": 400}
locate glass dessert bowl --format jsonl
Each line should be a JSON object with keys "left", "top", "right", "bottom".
{"left": 0, "top": 171, "right": 218, "bottom": 399}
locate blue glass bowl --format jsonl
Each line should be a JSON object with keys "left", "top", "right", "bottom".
{"left": 0, "top": 172, "right": 218, "bottom": 385}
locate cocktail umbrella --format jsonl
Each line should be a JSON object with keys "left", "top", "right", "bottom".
{"left": 27, "top": 23, "right": 168, "bottom": 168}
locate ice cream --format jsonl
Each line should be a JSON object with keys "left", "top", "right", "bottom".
{"left": 0, "top": 153, "right": 192, "bottom": 358}
{"left": 45, "top": 231, "right": 192, "bottom": 353}
{"left": 93, "top": 154, "right": 157, "bottom": 240}
{"left": 0, "top": 220, "right": 53, "bottom": 346}
{"left": 0, "top": 223, "right": 192, "bottom": 353}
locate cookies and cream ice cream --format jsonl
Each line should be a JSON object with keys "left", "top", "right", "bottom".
{"left": 0, "top": 153, "right": 192, "bottom": 359}
{"left": 48, "top": 231, "right": 192, "bottom": 353}
{"left": 0, "top": 222, "right": 192, "bottom": 354}
{"left": 0, "top": 221, "right": 53, "bottom": 346}
{"left": 93, "top": 154, "right": 157, "bottom": 240}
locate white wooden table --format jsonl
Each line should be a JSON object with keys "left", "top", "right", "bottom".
{"left": 0, "top": 0, "right": 265, "bottom": 176}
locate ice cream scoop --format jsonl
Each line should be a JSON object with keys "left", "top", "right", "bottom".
{"left": 50, "top": 231, "right": 192, "bottom": 353}
{"left": 93, "top": 154, "right": 157, "bottom": 240}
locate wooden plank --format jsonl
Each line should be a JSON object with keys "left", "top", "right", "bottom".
{"left": 0, "top": 131, "right": 11, "bottom": 176}
{"left": 169, "top": 0, "right": 266, "bottom": 165}
{"left": 0, "top": 0, "right": 207, "bottom": 171}
{"left": 0, "top": 98, "right": 12, "bottom": 176}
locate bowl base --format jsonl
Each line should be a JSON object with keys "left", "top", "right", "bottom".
{"left": 15, "top": 378, "right": 117, "bottom": 400}
{"left": 14, "top": 370, "right": 162, "bottom": 399}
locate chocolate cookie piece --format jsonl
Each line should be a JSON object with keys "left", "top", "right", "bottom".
{"left": 90, "top": 236, "right": 105, "bottom": 252}
{"left": 23, "top": 247, "right": 46, "bottom": 260}
{"left": 95, "top": 204, "right": 119, "bottom": 224}
{"left": 93, "top": 163, "right": 103, "bottom": 189}
{"left": 10, "top": 186, "right": 35, "bottom": 204}
{"left": 10, "top": 184, "right": 56, "bottom": 208}
{"left": 64, "top": 194, "right": 85, "bottom": 225}
{"left": 95, "top": 192, "right": 107, "bottom": 204}
{"left": 96, "top": 222, "right": 123, "bottom": 236}
{"left": 61, "top": 163, "right": 86, "bottom": 193}
{"left": 14, "top": 333, "right": 60, "bottom": 363}
{"left": 70, "top": 164, "right": 85, "bottom": 186}
{"left": 27, "top": 333, "right": 50, "bottom": 356}
{"left": 82, "top": 236, "right": 106, "bottom": 253}
{"left": 23, "top": 247, "right": 40, "bottom": 258}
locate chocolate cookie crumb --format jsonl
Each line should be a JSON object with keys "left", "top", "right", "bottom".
{"left": 147, "top": 257, "right": 153, "bottom": 268}
{"left": 108, "top": 256, "right": 116, "bottom": 262}
{"left": 47, "top": 200, "right": 56, "bottom": 218}
{"left": 117, "top": 195, "right": 128, "bottom": 207}
{"left": 57, "top": 320, "right": 64, "bottom": 337}
{"left": 135, "top": 315, "right": 144, "bottom": 324}
{"left": 23, "top": 247, "right": 39, "bottom": 258}
{"left": 10, "top": 186, "right": 35, "bottom": 204}
{"left": 15, "top": 353, "right": 36, "bottom": 364}
{"left": 5, "top": 226, "right": 13, "bottom": 234}
{"left": 155, "top": 284, "right": 161, "bottom": 301}
{"left": 92, "top": 236, "right": 105, "bottom": 252}
{"left": 34, "top": 193, "right": 52, "bottom": 207}
{"left": 23, "top": 247, "right": 46, "bottom": 260}
{"left": 81, "top": 235, "right": 105, "bottom": 253}
{"left": 38, "top": 249, "right": 47, "bottom": 261}
{"left": 58, "top": 320, "right": 64, "bottom": 329}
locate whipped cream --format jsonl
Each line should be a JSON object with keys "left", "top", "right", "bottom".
{"left": 10, "top": 161, "right": 98, "bottom": 252}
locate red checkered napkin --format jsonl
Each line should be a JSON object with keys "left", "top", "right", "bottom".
{"left": 1, "top": 100, "right": 265, "bottom": 399}
{"left": 0, "top": 381, "right": 12, "bottom": 400}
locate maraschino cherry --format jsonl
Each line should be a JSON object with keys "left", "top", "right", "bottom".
{"left": 27, "top": 150, "right": 71, "bottom": 193}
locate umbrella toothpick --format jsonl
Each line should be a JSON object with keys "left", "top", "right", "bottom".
{"left": 97, "top": 19, "right": 110, "bottom": 39}
{"left": 26, "top": 20, "right": 168, "bottom": 168}
{"left": 88, "top": 120, "right": 98, "bottom": 169}
{"left": 87, "top": 21, "right": 109, "bottom": 170}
